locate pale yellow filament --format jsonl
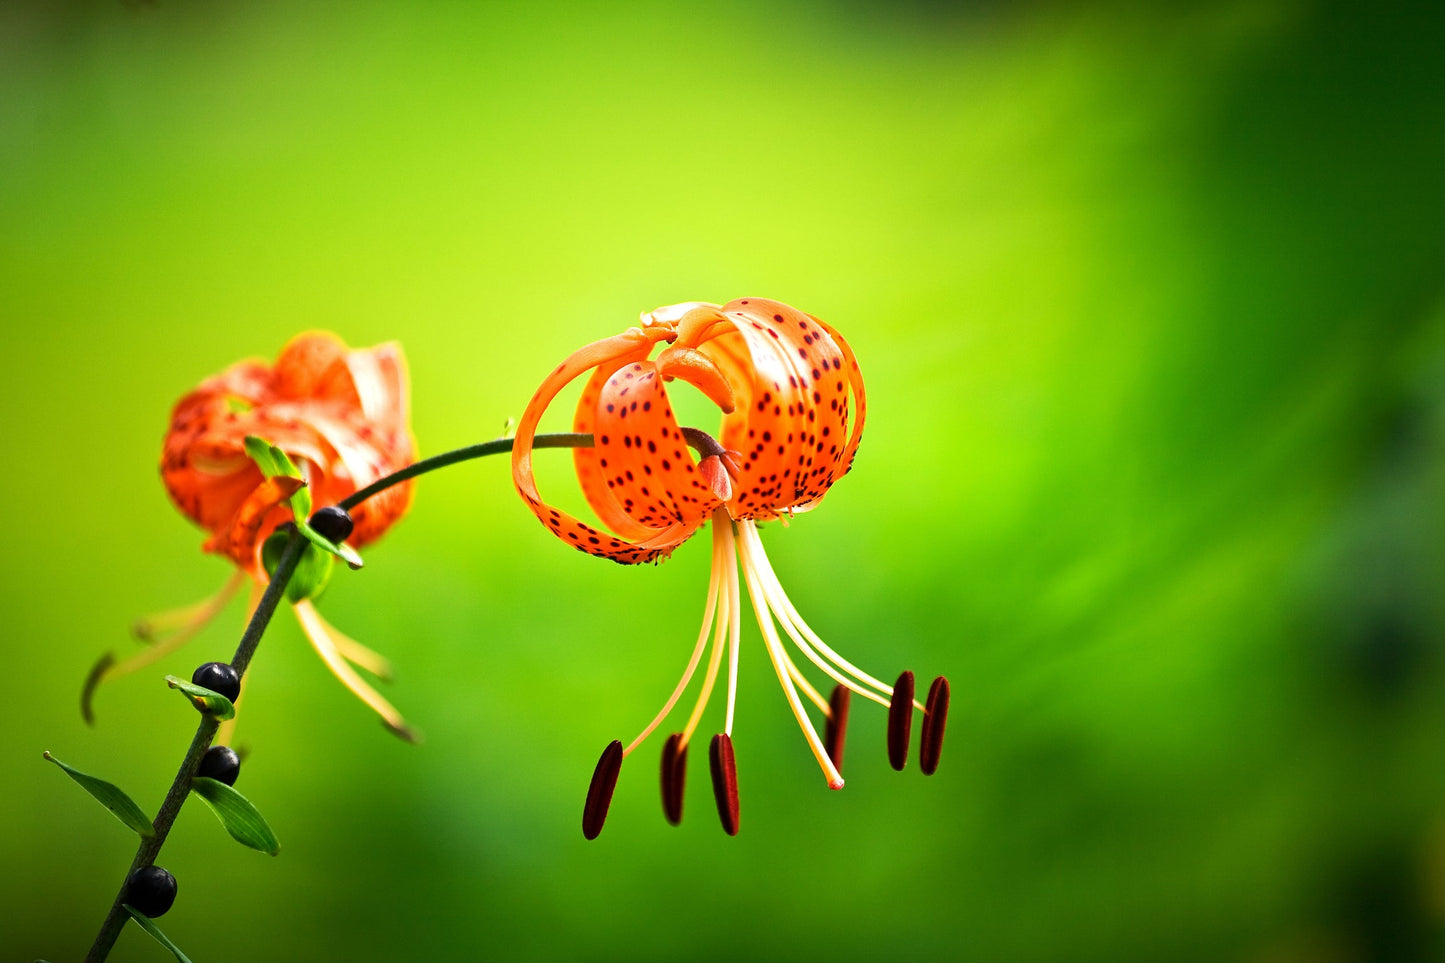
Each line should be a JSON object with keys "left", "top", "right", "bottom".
{"left": 293, "top": 600, "right": 415, "bottom": 741}
{"left": 107, "top": 572, "right": 246, "bottom": 683}
{"left": 623, "top": 522, "right": 724, "bottom": 757}
{"left": 736, "top": 524, "right": 844, "bottom": 790}
{"left": 721, "top": 518, "right": 741, "bottom": 736}
{"left": 741, "top": 521, "right": 925, "bottom": 712}
{"left": 743, "top": 527, "right": 890, "bottom": 710}
{"left": 781, "top": 649, "right": 832, "bottom": 716}
{"left": 325, "top": 622, "right": 396, "bottom": 682}
{"left": 681, "top": 519, "right": 733, "bottom": 747}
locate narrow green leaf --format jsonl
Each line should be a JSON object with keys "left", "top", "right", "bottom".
{"left": 289, "top": 477, "right": 314, "bottom": 520}
{"left": 243, "top": 435, "right": 303, "bottom": 481}
{"left": 164, "top": 675, "right": 236, "bottom": 720}
{"left": 43, "top": 752, "right": 155, "bottom": 839}
{"left": 243, "top": 435, "right": 281, "bottom": 477}
{"left": 297, "top": 519, "right": 364, "bottom": 569}
{"left": 124, "top": 905, "right": 195, "bottom": 963}
{"left": 268, "top": 443, "right": 302, "bottom": 479}
{"left": 191, "top": 777, "right": 281, "bottom": 855}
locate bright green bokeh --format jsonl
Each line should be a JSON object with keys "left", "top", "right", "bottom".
{"left": 4, "top": 1, "right": 1444, "bottom": 960}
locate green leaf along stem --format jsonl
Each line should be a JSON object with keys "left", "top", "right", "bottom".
{"left": 190, "top": 777, "right": 281, "bottom": 855}
{"left": 43, "top": 752, "right": 155, "bottom": 839}
{"left": 164, "top": 676, "right": 236, "bottom": 720}
{"left": 123, "top": 906, "right": 195, "bottom": 963}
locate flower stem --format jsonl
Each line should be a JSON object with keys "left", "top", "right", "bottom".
{"left": 84, "top": 530, "right": 308, "bottom": 963}
{"left": 338, "top": 432, "right": 593, "bottom": 511}
{"left": 82, "top": 432, "right": 589, "bottom": 962}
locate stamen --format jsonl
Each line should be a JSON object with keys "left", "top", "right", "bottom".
{"left": 660, "top": 733, "right": 687, "bottom": 825}
{"left": 920, "top": 676, "right": 950, "bottom": 775}
{"left": 326, "top": 624, "right": 396, "bottom": 683}
{"left": 887, "top": 670, "right": 915, "bottom": 771}
{"left": 293, "top": 600, "right": 419, "bottom": 744}
{"left": 131, "top": 574, "right": 243, "bottom": 640}
{"left": 738, "top": 522, "right": 898, "bottom": 705}
{"left": 824, "top": 685, "right": 851, "bottom": 772}
{"left": 83, "top": 572, "right": 247, "bottom": 724}
{"left": 680, "top": 580, "right": 728, "bottom": 745}
{"left": 721, "top": 518, "right": 742, "bottom": 735}
{"left": 780, "top": 646, "right": 831, "bottom": 715}
{"left": 79, "top": 654, "right": 115, "bottom": 726}
{"left": 736, "top": 525, "right": 844, "bottom": 789}
{"left": 622, "top": 529, "right": 723, "bottom": 756}
{"left": 583, "top": 739, "right": 624, "bottom": 840}
{"left": 762, "top": 575, "right": 883, "bottom": 711}
{"left": 708, "top": 733, "right": 740, "bottom": 836}
{"left": 680, "top": 515, "right": 738, "bottom": 746}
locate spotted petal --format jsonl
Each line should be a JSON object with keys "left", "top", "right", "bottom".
{"left": 512, "top": 325, "right": 714, "bottom": 564}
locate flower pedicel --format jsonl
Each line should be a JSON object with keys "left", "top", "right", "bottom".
{"left": 512, "top": 298, "right": 950, "bottom": 837}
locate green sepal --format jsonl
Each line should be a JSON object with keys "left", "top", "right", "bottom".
{"left": 288, "top": 476, "right": 314, "bottom": 521}
{"left": 43, "top": 752, "right": 155, "bottom": 839}
{"left": 262, "top": 531, "right": 335, "bottom": 601}
{"left": 164, "top": 676, "right": 236, "bottom": 720}
{"left": 123, "top": 905, "right": 195, "bottom": 963}
{"left": 191, "top": 776, "right": 281, "bottom": 855}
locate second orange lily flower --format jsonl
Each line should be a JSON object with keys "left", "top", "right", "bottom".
{"left": 86, "top": 332, "right": 419, "bottom": 740}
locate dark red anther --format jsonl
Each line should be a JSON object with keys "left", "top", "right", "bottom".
{"left": 920, "top": 676, "right": 950, "bottom": 775}
{"left": 887, "top": 670, "right": 915, "bottom": 771}
{"left": 582, "top": 739, "right": 623, "bottom": 840}
{"left": 660, "top": 733, "right": 687, "bottom": 826}
{"left": 824, "top": 684, "right": 851, "bottom": 773}
{"left": 709, "top": 733, "right": 740, "bottom": 836}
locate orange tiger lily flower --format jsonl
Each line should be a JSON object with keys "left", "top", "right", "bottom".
{"left": 512, "top": 298, "right": 949, "bottom": 837}
{"left": 85, "top": 332, "right": 419, "bottom": 740}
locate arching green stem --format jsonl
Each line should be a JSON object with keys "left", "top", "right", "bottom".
{"left": 338, "top": 432, "right": 593, "bottom": 511}
{"left": 83, "top": 432, "right": 593, "bottom": 963}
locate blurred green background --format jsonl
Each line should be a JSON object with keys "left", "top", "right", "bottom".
{"left": 4, "top": 1, "right": 1444, "bottom": 960}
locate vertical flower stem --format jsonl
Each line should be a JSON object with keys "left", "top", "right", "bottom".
{"left": 84, "top": 529, "right": 308, "bottom": 963}
{"left": 84, "top": 432, "right": 594, "bottom": 961}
